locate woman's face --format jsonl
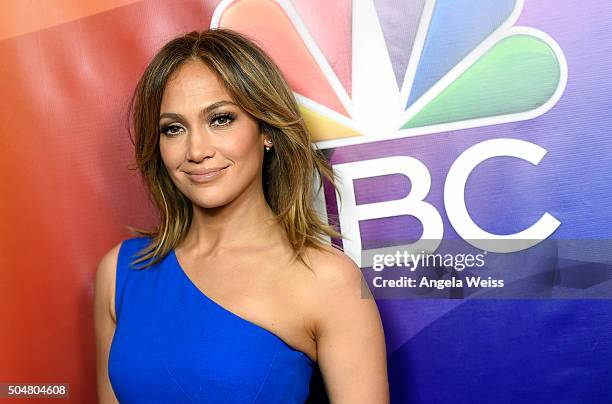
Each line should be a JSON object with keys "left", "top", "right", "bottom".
{"left": 158, "top": 59, "right": 270, "bottom": 209}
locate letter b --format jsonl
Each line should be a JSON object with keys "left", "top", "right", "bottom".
{"left": 333, "top": 156, "right": 443, "bottom": 267}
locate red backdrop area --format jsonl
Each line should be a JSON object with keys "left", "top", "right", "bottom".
{"left": 0, "top": 1, "right": 230, "bottom": 401}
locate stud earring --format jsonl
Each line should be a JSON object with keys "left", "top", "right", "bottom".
{"left": 265, "top": 140, "right": 273, "bottom": 152}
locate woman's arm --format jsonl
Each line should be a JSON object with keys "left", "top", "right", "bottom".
{"left": 312, "top": 248, "right": 390, "bottom": 403}
{"left": 93, "top": 243, "right": 121, "bottom": 404}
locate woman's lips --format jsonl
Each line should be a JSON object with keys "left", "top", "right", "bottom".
{"left": 185, "top": 167, "right": 228, "bottom": 183}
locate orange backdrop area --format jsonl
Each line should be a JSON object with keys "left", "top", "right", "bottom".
{"left": 0, "top": 1, "right": 229, "bottom": 401}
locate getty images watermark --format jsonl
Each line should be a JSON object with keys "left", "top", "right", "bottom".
{"left": 357, "top": 239, "right": 612, "bottom": 299}
{"left": 371, "top": 249, "right": 502, "bottom": 289}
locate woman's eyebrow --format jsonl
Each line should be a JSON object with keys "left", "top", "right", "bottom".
{"left": 159, "top": 100, "right": 238, "bottom": 121}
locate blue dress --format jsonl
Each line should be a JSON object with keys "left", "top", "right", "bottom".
{"left": 108, "top": 237, "right": 314, "bottom": 403}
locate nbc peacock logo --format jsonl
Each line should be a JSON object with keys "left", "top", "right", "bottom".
{"left": 211, "top": 0, "right": 567, "bottom": 266}
{"left": 211, "top": 0, "right": 566, "bottom": 149}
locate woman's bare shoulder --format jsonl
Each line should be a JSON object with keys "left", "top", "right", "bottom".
{"left": 305, "top": 240, "right": 353, "bottom": 263}
{"left": 303, "top": 241, "right": 365, "bottom": 293}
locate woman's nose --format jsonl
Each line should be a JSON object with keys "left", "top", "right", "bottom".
{"left": 186, "top": 128, "right": 215, "bottom": 162}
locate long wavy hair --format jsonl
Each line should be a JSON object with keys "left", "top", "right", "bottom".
{"left": 127, "top": 28, "right": 342, "bottom": 269}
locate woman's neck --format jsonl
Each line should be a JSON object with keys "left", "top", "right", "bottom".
{"left": 182, "top": 186, "right": 282, "bottom": 256}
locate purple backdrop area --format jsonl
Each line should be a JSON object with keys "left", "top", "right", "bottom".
{"left": 325, "top": 1, "right": 612, "bottom": 402}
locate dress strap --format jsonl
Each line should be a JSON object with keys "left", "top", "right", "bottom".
{"left": 114, "top": 237, "right": 151, "bottom": 321}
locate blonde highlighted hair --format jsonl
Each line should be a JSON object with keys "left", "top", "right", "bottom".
{"left": 127, "top": 28, "right": 342, "bottom": 269}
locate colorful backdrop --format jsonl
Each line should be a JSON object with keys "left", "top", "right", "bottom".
{"left": 1, "top": 0, "right": 611, "bottom": 402}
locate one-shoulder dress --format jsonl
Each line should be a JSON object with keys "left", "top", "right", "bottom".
{"left": 108, "top": 237, "right": 314, "bottom": 403}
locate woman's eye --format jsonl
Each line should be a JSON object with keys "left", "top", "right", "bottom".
{"left": 160, "top": 124, "right": 185, "bottom": 137}
{"left": 210, "top": 113, "right": 235, "bottom": 127}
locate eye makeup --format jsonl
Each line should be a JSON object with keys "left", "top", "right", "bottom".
{"left": 158, "top": 103, "right": 239, "bottom": 136}
{"left": 209, "top": 111, "right": 236, "bottom": 127}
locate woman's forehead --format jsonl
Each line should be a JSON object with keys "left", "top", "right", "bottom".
{"left": 162, "top": 60, "right": 232, "bottom": 109}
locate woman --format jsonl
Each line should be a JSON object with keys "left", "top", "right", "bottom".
{"left": 94, "top": 28, "right": 389, "bottom": 403}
